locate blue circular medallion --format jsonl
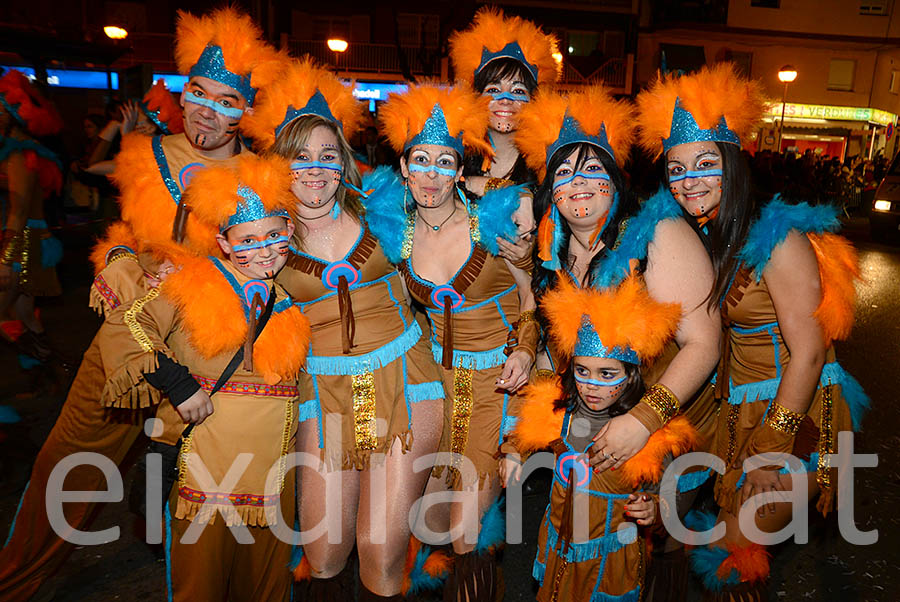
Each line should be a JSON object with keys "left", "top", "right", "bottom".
{"left": 431, "top": 285, "right": 464, "bottom": 310}
{"left": 178, "top": 162, "right": 204, "bottom": 189}
{"left": 242, "top": 280, "right": 270, "bottom": 317}
{"left": 556, "top": 451, "right": 590, "bottom": 487}
{"left": 322, "top": 260, "right": 360, "bottom": 290}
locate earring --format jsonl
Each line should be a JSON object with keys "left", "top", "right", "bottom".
{"left": 403, "top": 179, "right": 409, "bottom": 216}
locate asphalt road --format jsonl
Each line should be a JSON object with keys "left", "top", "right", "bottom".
{"left": 0, "top": 217, "right": 897, "bottom": 601}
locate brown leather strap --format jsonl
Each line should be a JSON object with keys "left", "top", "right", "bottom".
{"left": 441, "top": 302, "right": 453, "bottom": 369}
{"left": 243, "top": 292, "right": 263, "bottom": 372}
{"left": 172, "top": 202, "right": 191, "bottom": 243}
{"left": 557, "top": 467, "right": 576, "bottom": 556}
{"left": 337, "top": 275, "right": 356, "bottom": 354}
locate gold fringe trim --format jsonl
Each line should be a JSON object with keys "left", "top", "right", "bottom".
{"left": 99, "top": 350, "right": 167, "bottom": 408}
{"left": 816, "top": 381, "right": 835, "bottom": 516}
{"left": 124, "top": 287, "right": 161, "bottom": 352}
{"left": 352, "top": 371, "right": 378, "bottom": 452}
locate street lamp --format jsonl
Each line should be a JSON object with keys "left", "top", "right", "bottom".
{"left": 777, "top": 65, "right": 798, "bottom": 151}
{"left": 104, "top": 25, "right": 128, "bottom": 40}
{"left": 327, "top": 39, "right": 348, "bottom": 53}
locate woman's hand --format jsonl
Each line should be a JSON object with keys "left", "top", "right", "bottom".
{"left": 512, "top": 191, "right": 536, "bottom": 234}
{"left": 589, "top": 414, "right": 651, "bottom": 472}
{"left": 624, "top": 493, "right": 656, "bottom": 526}
{"left": 740, "top": 468, "right": 785, "bottom": 517}
{"left": 497, "top": 350, "right": 532, "bottom": 392}
{"left": 119, "top": 100, "right": 139, "bottom": 136}
{"left": 496, "top": 232, "right": 533, "bottom": 264}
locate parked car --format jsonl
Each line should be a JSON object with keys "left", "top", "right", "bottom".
{"left": 870, "top": 152, "right": 900, "bottom": 241}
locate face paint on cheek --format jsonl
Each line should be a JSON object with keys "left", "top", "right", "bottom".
{"left": 570, "top": 205, "right": 591, "bottom": 218}
{"left": 195, "top": 134, "right": 207, "bottom": 146}
{"left": 234, "top": 251, "right": 251, "bottom": 266}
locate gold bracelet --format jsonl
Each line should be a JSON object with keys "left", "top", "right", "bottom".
{"left": 1, "top": 230, "right": 24, "bottom": 266}
{"left": 641, "top": 383, "right": 680, "bottom": 426}
{"left": 764, "top": 402, "right": 805, "bottom": 435}
{"left": 484, "top": 177, "right": 512, "bottom": 193}
{"left": 517, "top": 309, "right": 537, "bottom": 325}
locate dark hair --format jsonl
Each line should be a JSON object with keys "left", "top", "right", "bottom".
{"left": 704, "top": 142, "right": 756, "bottom": 310}
{"left": 554, "top": 361, "right": 646, "bottom": 416}
{"left": 532, "top": 142, "right": 638, "bottom": 326}
{"left": 472, "top": 57, "right": 538, "bottom": 95}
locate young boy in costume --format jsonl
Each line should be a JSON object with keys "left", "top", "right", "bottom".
{"left": 505, "top": 274, "right": 698, "bottom": 601}
{"left": 0, "top": 9, "right": 283, "bottom": 601}
{"left": 97, "top": 153, "right": 308, "bottom": 600}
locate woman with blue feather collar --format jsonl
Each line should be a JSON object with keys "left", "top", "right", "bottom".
{"left": 636, "top": 63, "right": 870, "bottom": 601}
{"left": 369, "top": 82, "right": 537, "bottom": 601}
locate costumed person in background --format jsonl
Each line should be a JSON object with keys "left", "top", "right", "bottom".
{"left": 449, "top": 6, "right": 561, "bottom": 266}
{"left": 0, "top": 10, "right": 279, "bottom": 601}
{"left": 516, "top": 85, "right": 722, "bottom": 599}
{"left": 636, "top": 63, "right": 869, "bottom": 601}
{"left": 366, "top": 83, "right": 536, "bottom": 601}
{"left": 82, "top": 79, "right": 185, "bottom": 177}
{"left": 99, "top": 154, "right": 308, "bottom": 601}
{"left": 0, "top": 69, "right": 64, "bottom": 362}
{"left": 241, "top": 58, "right": 447, "bottom": 601}
{"left": 506, "top": 274, "right": 698, "bottom": 601}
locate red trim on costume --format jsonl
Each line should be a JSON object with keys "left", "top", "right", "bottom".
{"left": 91, "top": 275, "right": 120, "bottom": 310}
{"left": 192, "top": 374, "right": 298, "bottom": 397}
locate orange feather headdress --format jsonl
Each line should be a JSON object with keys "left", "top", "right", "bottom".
{"left": 516, "top": 85, "right": 634, "bottom": 182}
{"left": 635, "top": 62, "right": 768, "bottom": 160}
{"left": 174, "top": 7, "right": 278, "bottom": 105}
{"left": 139, "top": 79, "right": 184, "bottom": 135}
{"left": 240, "top": 57, "right": 366, "bottom": 151}
{"left": 0, "top": 69, "right": 63, "bottom": 137}
{"left": 378, "top": 83, "right": 493, "bottom": 159}
{"left": 541, "top": 274, "right": 681, "bottom": 363}
{"left": 184, "top": 154, "right": 294, "bottom": 235}
{"left": 449, "top": 6, "right": 560, "bottom": 87}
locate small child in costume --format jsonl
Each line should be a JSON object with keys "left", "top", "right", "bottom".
{"left": 505, "top": 274, "right": 698, "bottom": 601}
{"left": 97, "top": 154, "right": 310, "bottom": 601}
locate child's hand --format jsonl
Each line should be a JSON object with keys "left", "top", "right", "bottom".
{"left": 624, "top": 494, "right": 656, "bottom": 526}
{"left": 499, "top": 453, "right": 523, "bottom": 488}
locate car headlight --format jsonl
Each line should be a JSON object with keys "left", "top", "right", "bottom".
{"left": 874, "top": 200, "right": 892, "bottom": 212}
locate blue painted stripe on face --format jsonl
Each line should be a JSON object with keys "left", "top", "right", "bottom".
{"left": 184, "top": 91, "right": 244, "bottom": 119}
{"left": 553, "top": 170, "right": 611, "bottom": 191}
{"left": 231, "top": 235, "right": 291, "bottom": 253}
{"left": 490, "top": 91, "right": 530, "bottom": 103}
{"left": 408, "top": 163, "right": 457, "bottom": 178}
{"left": 574, "top": 373, "right": 627, "bottom": 387}
{"left": 290, "top": 161, "right": 343, "bottom": 173}
{"left": 668, "top": 168, "right": 723, "bottom": 183}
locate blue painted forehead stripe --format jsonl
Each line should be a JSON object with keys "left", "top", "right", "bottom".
{"left": 408, "top": 163, "right": 457, "bottom": 177}
{"left": 231, "top": 234, "right": 291, "bottom": 253}
{"left": 184, "top": 91, "right": 244, "bottom": 119}
{"left": 668, "top": 168, "right": 723, "bottom": 183}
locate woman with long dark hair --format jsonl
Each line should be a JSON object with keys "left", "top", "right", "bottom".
{"left": 241, "top": 59, "right": 446, "bottom": 601}
{"left": 636, "top": 63, "right": 870, "bottom": 601}
{"left": 514, "top": 85, "right": 720, "bottom": 470}
{"left": 449, "top": 7, "right": 561, "bottom": 263}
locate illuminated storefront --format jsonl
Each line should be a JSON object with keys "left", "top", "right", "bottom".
{"left": 755, "top": 101, "right": 898, "bottom": 160}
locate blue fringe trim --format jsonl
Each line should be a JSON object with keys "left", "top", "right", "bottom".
{"left": 406, "top": 381, "right": 444, "bottom": 403}
{"left": 405, "top": 542, "right": 450, "bottom": 595}
{"left": 3, "top": 480, "right": 28, "bottom": 548}
{"left": 591, "top": 586, "right": 640, "bottom": 602}
{"left": 544, "top": 515, "right": 638, "bottom": 563}
{"left": 475, "top": 496, "right": 506, "bottom": 554}
{"left": 677, "top": 467, "right": 713, "bottom": 493}
{"left": 689, "top": 543, "right": 739, "bottom": 592}
{"left": 0, "top": 135, "right": 63, "bottom": 172}
{"left": 164, "top": 502, "right": 174, "bottom": 602}
{"left": 726, "top": 360, "right": 869, "bottom": 431}
{"left": 40, "top": 234, "right": 63, "bottom": 268}
{"left": 739, "top": 197, "right": 841, "bottom": 281}
{"left": 502, "top": 414, "right": 519, "bottom": 436}
{"left": 358, "top": 166, "right": 407, "bottom": 264}
{"left": 684, "top": 509, "right": 718, "bottom": 533}
{"left": 532, "top": 558, "right": 546, "bottom": 583}
{"left": 591, "top": 186, "right": 682, "bottom": 289}
{"left": 296, "top": 399, "right": 319, "bottom": 422}
{"left": 430, "top": 340, "right": 508, "bottom": 370}
{"left": 475, "top": 184, "right": 524, "bottom": 256}
{"left": 305, "top": 321, "right": 421, "bottom": 375}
